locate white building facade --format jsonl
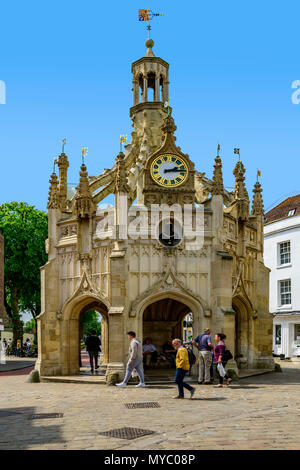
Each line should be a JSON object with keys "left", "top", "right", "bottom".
{"left": 264, "top": 196, "right": 300, "bottom": 359}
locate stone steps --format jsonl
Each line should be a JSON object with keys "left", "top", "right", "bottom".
{"left": 40, "top": 368, "right": 274, "bottom": 385}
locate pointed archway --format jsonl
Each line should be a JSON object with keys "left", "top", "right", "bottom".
{"left": 60, "top": 293, "right": 109, "bottom": 375}
{"left": 232, "top": 294, "right": 254, "bottom": 369}
{"left": 142, "top": 298, "right": 192, "bottom": 350}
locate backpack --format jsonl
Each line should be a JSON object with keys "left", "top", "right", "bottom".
{"left": 186, "top": 346, "right": 196, "bottom": 366}
{"left": 222, "top": 349, "right": 233, "bottom": 362}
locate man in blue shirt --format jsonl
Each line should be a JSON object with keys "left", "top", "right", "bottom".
{"left": 192, "top": 328, "right": 213, "bottom": 384}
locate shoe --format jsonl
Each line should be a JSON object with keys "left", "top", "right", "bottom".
{"left": 95, "top": 365, "right": 99, "bottom": 370}
{"left": 214, "top": 384, "right": 223, "bottom": 388}
{"left": 189, "top": 387, "right": 195, "bottom": 399}
{"left": 226, "top": 378, "right": 232, "bottom": 385}
{"left": 198, "top": 381, "right": 204, "bottom": 384}
{"left": 135, "top": 383, "right": 146, "bottom": 388}
{"left": 90, "top": 368, "right": 94, "bottom": 372}
{"left": 204, "top": 381, "right": 211, "bottom": 385}
{"left": 115, "top": 382, "right": 126, "bottom": 387}
{"left": 172, "top": 395, "right": 184, "bottom": 399}
{"left": 210, "top": 378, "right": 214, "bottom": 383}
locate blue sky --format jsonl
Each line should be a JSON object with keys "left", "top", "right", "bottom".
{"left": 0, "top": 0, "right": 299, "bottom": 212}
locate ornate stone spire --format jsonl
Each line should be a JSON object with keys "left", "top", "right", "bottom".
{"left": 115, "top": 152, "right": 129, "bottom": 193}
{"left": 75, "top": 164, "right": 94, "bottom": 218}
{"left": 212, "top": 155, "right": 224, "bottom": 196}
{"left": 47, "top": 172, "right": 59, "bottom": 209}
{"left": 233, "top": 161, "right": 249, "bottom": 201}
{"left": 57, "top": 152, "right": 69, "bottom": 207}
{"left": 233, "top": 161, "right": 249, "bottom": 220}
{"left": 251, "top": 181, "right": 264, "bottom": 216}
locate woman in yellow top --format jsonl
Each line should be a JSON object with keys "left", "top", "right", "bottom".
{"left": 172, "top": 339, "right": 195, "bottom": 399}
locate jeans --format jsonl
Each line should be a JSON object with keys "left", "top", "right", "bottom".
{"left": 210, "top": 352, "right": 214, "bottom": 380}
{"left": 174, "top": 368, "right": 193, "bottom": 397}
{"left": 198, "top": 350, "right": 212, "bottom": 383}
{"left": 88, "top": 350, "right": 98, "bottom": 369}
{"left": 123, "top": 359, "right": 145, "bottom": 384}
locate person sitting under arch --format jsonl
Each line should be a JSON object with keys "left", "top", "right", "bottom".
{"left": 143, "top": 337, "right": 158, "bottom": 367}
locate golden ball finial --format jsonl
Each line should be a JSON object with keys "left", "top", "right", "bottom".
{"left": 145, "top": 38, "right": 154, "bottom": 49}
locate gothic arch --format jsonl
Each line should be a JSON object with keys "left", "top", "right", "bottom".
{"left": 130, "top": 269, "right": 210, "bottom": 318}
{"left": 232, "top": 294, "right": 254, "bottom": 369}
{"left": 60, "top": 292, "right": 109, "bottom": 375}
{"left": 136, "top": 287, "right": 205, "bottom": 347}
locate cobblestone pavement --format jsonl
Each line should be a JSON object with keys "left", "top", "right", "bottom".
{"left": 0, "top": 362, "right": 300, "bottom": 450}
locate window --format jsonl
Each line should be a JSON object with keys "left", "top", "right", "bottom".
{"left": 279, "top": 279, "right": 291, "bottom": 306}
{"left": 279, "top": 241, "right": 291, "bottom": 265}
{"left": 288, "top": 209, "right": 295, "bottom": 216}
{"left": 275, "top": 325, "right": 281, "bottom": 345}
{"left": 294, "top": 325, "right": 300, "bottom": 341}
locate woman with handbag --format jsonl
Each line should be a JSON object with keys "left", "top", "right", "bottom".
{"left": 214, "top": 333, "right": 232, "bottom": 388}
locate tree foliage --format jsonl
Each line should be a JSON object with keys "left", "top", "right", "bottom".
{"left": 81, "top": 310, "right": 102, "bottom": 337}
{"left": 0, "top": 202, "right": 48, "bottom": 344}
{"left": 24, "top": 318, "right": 36, "bottom": 333}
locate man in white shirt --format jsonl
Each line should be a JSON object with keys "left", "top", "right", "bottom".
{"left": 143, "top": 338, "right": 158, "bottom": 366}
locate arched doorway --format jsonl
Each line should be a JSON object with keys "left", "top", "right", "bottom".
{"left": 232, "top": 295, "right": 253, "bottom": 369}
{"left": 79, "top": 309, "right": 102, "bottom": 373}
{"left": 61, "top": 294, "right": 109, "bottom": 375}
{"left": 143, "top": 298, "right": 191, "bottom": 346}
{"left": 139, "top": 293, "right": 203, "bottom": 374}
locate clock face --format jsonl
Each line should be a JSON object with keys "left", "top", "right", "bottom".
{"left": 150, "top": 154, "right": 188, "bottom": 187}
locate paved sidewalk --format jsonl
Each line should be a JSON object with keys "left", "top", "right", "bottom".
{"left": 0, "top": 362, "right": 300, "bottom": 450}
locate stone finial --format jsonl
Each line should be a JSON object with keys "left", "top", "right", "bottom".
{"left": 251, "top": 181, "right": 264, "bottom": 216}
{"left": 75, "top": 164, "right": 94, "bottom": 218}
{"left": 212, "top": 156, "right": 224, "bottom": 196}
{"left": 233, "top": 161, "right": 249, "bottom": 221}
{"left": 233, "top": 161, "right": 249, "bottom": 201}
{"left": 47, "top": 173, "right": 59, "bottom": 209}
{"left": 145, "top": 38, "right": 155, "bottom": 57}
{"left": 57, "top": 152, "right": 69, "bottom": 206}
{"left": 115, "top": 152, "right": 129, "bottom": 193}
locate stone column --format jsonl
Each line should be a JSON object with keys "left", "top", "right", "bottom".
{"left": 133, "top": 78, "right": 139, "bottom": 106}
{"left": 154, "top": 75, "right": 160, "bottom": 101}
{"left": 143, "top": 76, "right": 148, "bottom": 102}
{"left": 101, "top": 315, "right": 109, "bottom": 365}
{"left": 106, "top": 311, "right": 125, "bottom": 380}
{"left": 162, "top": 80, "right": 169, "bottom": 103}
{"left": 105, "top": 249, "right": 128, "bottom": 381}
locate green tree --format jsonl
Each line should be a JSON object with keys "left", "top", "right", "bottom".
{"left": 24, "top": 318, "right": 36, "bottom": 334}
{"left": 0, "top": 202, "right": 48, "bottom": 345}
{"left": 81, "top": 311, "right": 102, "bottom": 337}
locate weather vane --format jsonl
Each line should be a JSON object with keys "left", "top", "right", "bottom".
{"left": 53, "top": 158, "right": 57, "bottom": 174}
{"left": 62, "top": 138, "right": 66, "bottom": 153}
{"left": 234, "top": 147, "right": 242, "bottom": 171}
{"left": 82, "top": 147, "right": 88, "bottom": 165}
{"left": 139, "top": 8, "right": 164, "bottom": 39}
{"left": 257, "top": 169, "right": 262, "bottom": 182}
{"left": 120, "top": 134, "right": 127, "bottom": 152}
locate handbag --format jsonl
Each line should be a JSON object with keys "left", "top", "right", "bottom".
{"left": 217, "top": 362, "right": 226, "bottom": 377}
{"left": 223, "top": 349, "right": 233, "bottom": 362}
